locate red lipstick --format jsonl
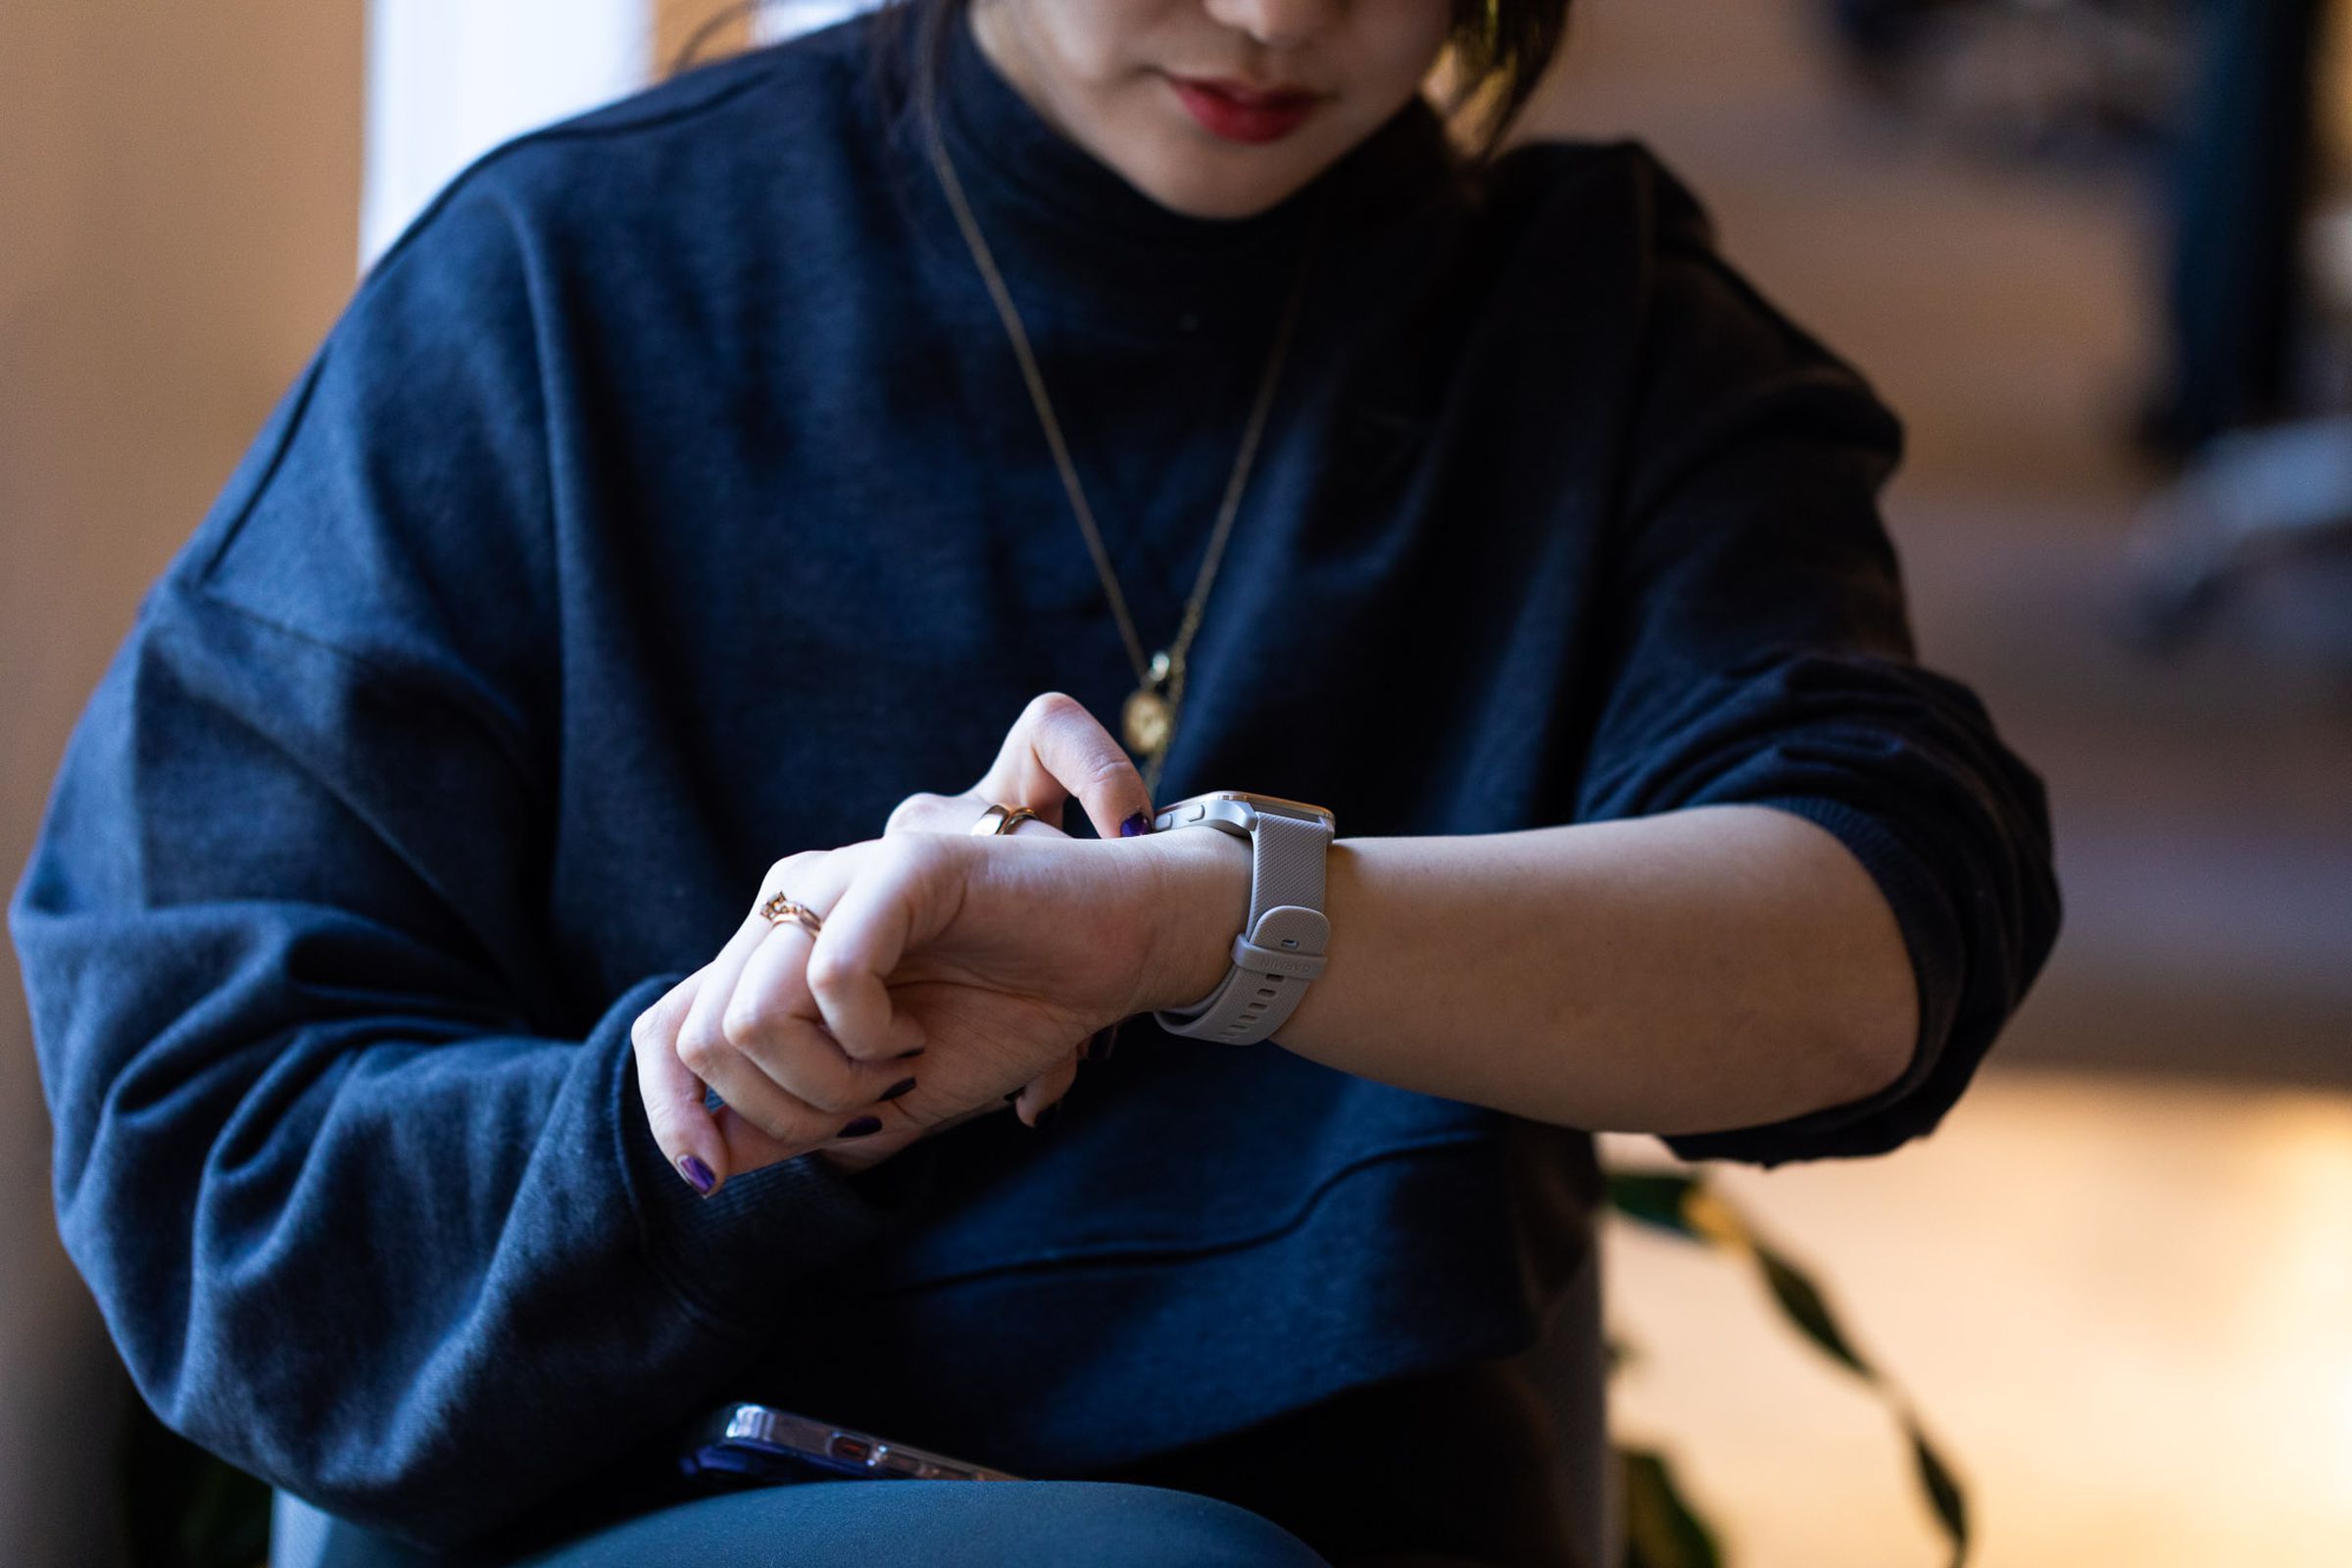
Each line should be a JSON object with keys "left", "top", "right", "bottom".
{"left": 1167, "top": 74, "right": 1323, "bottom": 144}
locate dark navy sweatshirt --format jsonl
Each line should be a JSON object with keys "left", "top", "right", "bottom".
{"left": 10, "top": 5, "right": 2058, "bottom": 1555}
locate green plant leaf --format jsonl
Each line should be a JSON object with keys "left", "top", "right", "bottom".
{"left": 1906, "top": 1419, "right": 1971, "bottom": 1565}
{"left": 1751, "top": 1242, "right": 1872, "bottom": 1381}
{"left": 1607, "top": 1172, "right": 1703, "bottom": 1238}
{"left": 1618, "top": 1446, "right": 1723, "bottom": 1568}
{"left": 1601, "top": 1166, "right": 1972, "bottom": 1567}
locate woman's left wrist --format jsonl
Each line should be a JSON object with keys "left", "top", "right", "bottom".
{"left": 1130, "top": 824, "right": 1252, "bottom": 1016}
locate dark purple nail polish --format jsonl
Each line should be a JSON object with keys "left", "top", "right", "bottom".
{"left": 1033, "top": 1100, "right": 1063, "bottom": 1130}
{"left": 1120, "top": 811, "right": 1150, "bottom": 838}
{"left": 678, "top": 1154, "right": 715, "bottom": 1196}
{"left": 881, "top": 1077, "right": 917, "bottom": 1102}
{"left": 837, "top": 1116, "right": 883, "bottom": 1139}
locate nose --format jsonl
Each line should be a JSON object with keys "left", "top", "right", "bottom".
{"left": 1200, "top": 0, "right": 1346, "bottom": 52}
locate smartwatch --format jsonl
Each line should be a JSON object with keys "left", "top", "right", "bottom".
{"left": 1149, "top": 791, "right": 1335, "bottom": 1046}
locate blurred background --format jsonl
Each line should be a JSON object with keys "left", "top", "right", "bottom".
{"left": 3, "top": 0, "right": 2348, "bottom": 1563}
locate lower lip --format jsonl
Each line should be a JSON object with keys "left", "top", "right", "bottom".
{"left": 1168, "top": 79, "right": 1319, "bottom": 144}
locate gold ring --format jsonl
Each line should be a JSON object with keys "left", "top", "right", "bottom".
{"left": 970, "top": 803, "right": 1042, "bottom": 836}
{"left": 758, "top": 890, "right": 824, "bottom": 937}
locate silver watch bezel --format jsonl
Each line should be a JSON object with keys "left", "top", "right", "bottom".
{"left": 1151, "top": 790, "right": 1334, "bottom": 836}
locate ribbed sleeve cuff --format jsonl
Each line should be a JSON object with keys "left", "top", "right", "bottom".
{"left": 1657, "top": 794, "right": 1965, "bottom": 1167}
{"left": 603, "top": 975, "right": 944, "bottom": 1332}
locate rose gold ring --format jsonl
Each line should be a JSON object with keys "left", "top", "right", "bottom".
{"left": 970, "top": 803, "right": 1042, "bottom": 836}
{"left": 758, "top": 890, "right": 824, "bottom": 937}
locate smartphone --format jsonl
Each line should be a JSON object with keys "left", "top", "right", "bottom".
{"left": 680, "top": 1402, "right": 1024, "bottom": 1487}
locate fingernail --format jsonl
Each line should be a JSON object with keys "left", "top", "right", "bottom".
{"left": 893, "top": 1047, "right": 926, "bottom": 1060}
{"left": 1032, "top": 1100, "right": 1063, "bottom": 1130}
{"left": 881, "top": 1077, "right": 917, "bottom": 1102}
{"left": 836, "top": 1116, "right": 883, "bottom": 1139}
{"left": 678, "top": 1154, "right": 715, "bottom": 1196}
{"left": 1120, "top": 811, "right": 1149, "bottom": 838}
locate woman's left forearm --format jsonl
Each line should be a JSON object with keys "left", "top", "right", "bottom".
{"left": 1132, "top": 805, "right": 1919, "bottom": 1138}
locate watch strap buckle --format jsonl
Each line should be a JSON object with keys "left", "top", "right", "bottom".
{"left": 1234, "top": 906, "right": 1329, "bottom": 980}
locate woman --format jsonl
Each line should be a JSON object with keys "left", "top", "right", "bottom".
{"left": 9, "top": 0, "right": 2059, "bottom": 1564}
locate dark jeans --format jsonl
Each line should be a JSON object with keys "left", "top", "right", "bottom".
{"left": 277, "top": 1356, "right": 1589, "bottom": 1568}
{"left": 283, "top": 1481, "right": 1329, "bottom": 1566}
{"left": 507, "top": 1481, "right": 1336, "bottom": 1567}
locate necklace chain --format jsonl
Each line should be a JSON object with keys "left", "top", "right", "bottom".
{"left": 921, "top": 114, "right": 1326, "bottom": 800}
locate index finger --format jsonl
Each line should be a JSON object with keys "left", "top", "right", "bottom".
{"left": 981, "top": 691, "right": 1152, "bottom": 841}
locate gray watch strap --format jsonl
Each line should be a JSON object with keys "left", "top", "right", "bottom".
{"left": 1153, "top": 810, "right": 1332, "bottom": 1045}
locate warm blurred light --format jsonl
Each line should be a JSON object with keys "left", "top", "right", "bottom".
{"left": 364, "top": 0, "right": 649, "bottom": 266}
{"left": 1602, "top": 1068, "right": 2352, "bottom": 1567}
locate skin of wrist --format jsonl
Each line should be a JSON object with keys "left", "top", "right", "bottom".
{"left": 1134, "top": 823, "right": 1253, "bottom": 1015}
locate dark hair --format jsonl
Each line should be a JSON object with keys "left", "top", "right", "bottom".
{"left": 679, "top": 1, "right": 1571, "bottom": 174}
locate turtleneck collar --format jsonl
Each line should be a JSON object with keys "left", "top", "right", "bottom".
{"left": 885, "top": 2, "right": 1460, "bottom": 330}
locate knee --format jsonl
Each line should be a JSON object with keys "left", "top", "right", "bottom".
{"left": 509, "top": 1478, "right": 1334, "bottom": 1568}
{"left": 1007, "top": 1482, "right": 1332, "bottom": 1568}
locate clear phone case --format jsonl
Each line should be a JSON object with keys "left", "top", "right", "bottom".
{"left": 680, "top": 1402, "right": 1025, "bottom": 1487}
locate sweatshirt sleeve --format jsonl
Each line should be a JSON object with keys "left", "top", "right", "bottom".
{"left": 6, "top": 158, "right": 939, "bottom": 1550}
{"left": 1570, "top": 154, "right": 2061, "bottom": 1167}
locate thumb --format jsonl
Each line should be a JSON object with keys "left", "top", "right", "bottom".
{"left": 1011, "top": 1050, "right": 1082, "bottom": 1130}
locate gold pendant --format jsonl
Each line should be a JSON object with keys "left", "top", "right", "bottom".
{"left": 1124, "top": 650, "right": 1177, "bottom": 759}
{"left": 1122, "top": 686, "right": 1172, "bottom": 758}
